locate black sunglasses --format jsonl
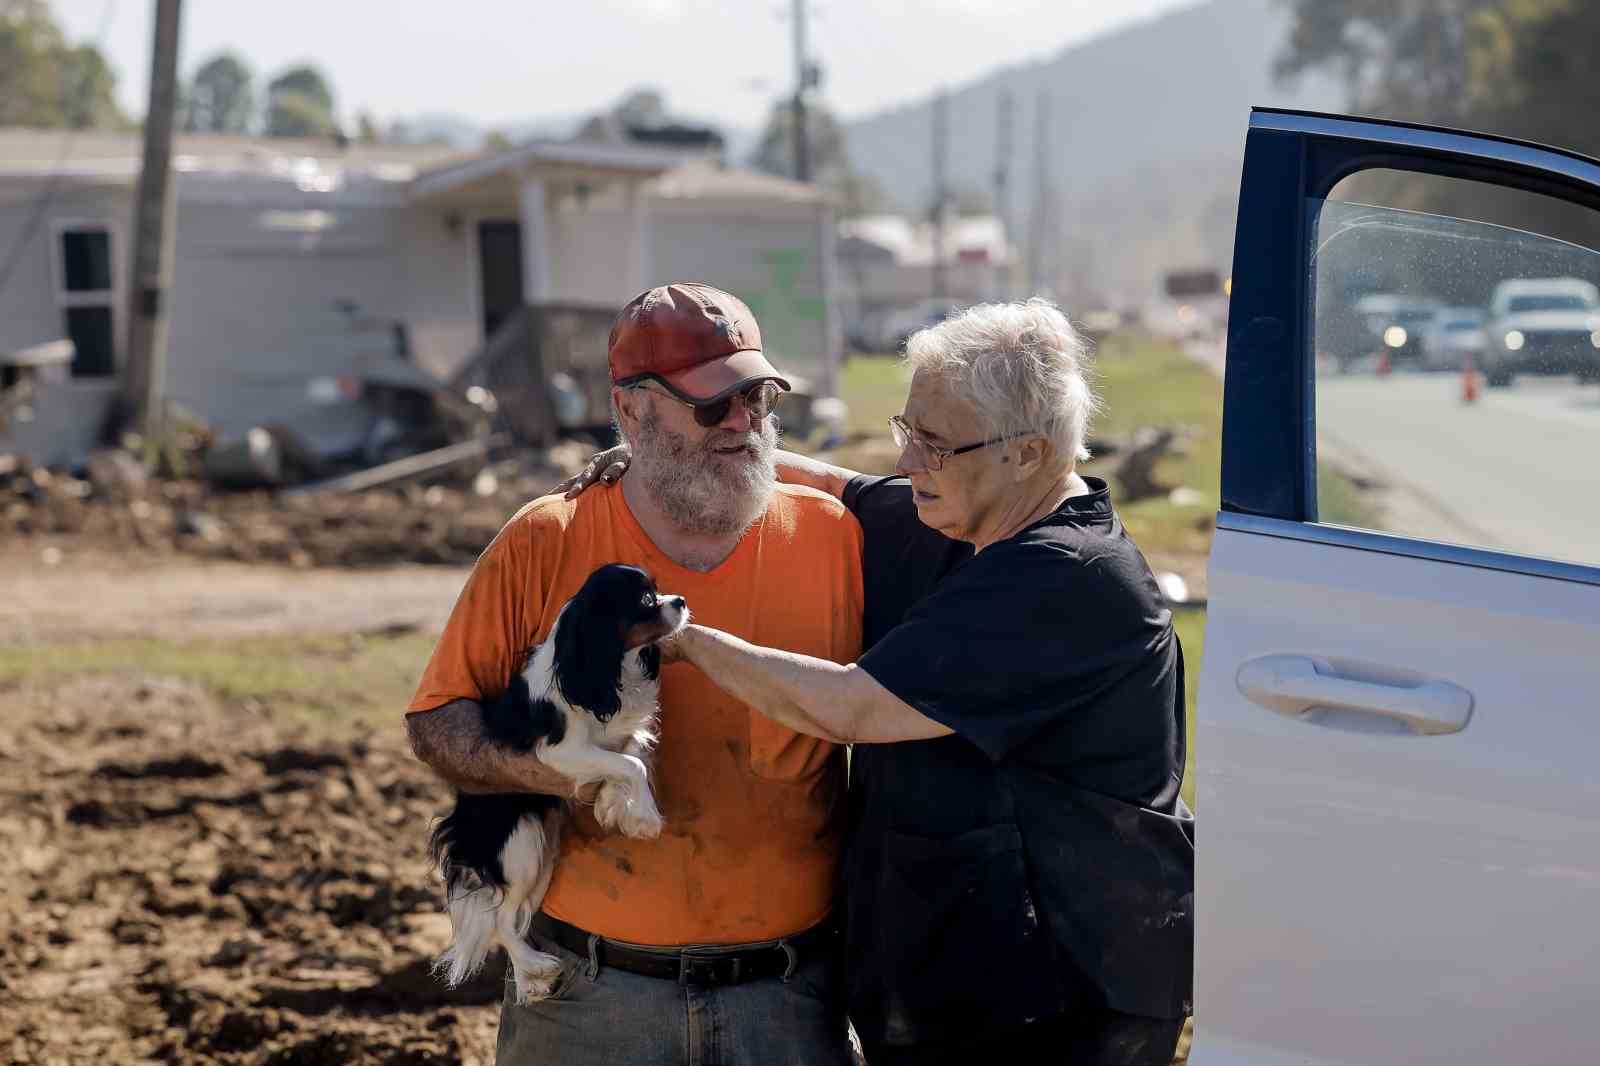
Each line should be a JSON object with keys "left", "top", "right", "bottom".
{"left": 633, "top": 379, "right": 784, "bottom": 428}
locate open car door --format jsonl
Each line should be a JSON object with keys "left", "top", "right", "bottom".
{"left": 1196, "top": 110, "right": 1600, "bottom": 1065}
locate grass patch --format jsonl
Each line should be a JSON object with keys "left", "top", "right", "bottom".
{"left": 838, "top": 354, "right": 914, "bottom": 437}
{"left": 1317, "top": 461, "right": 1382, "bottom": 528}
{"left": 0, "top": 629, "right": 437, "bottom": 725}
{"left": 1172, "top": 606, "right": 1204, "bottom": 811}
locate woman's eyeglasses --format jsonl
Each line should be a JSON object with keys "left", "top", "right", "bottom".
{"left": 888, "top": 415, "right": 1036, "bottom": 471}
{"left": 637, "top": 380, "right": 784, "bottom": 428}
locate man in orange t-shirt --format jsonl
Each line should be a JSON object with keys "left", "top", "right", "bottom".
{"left": 405, "top": 283, "right": 864, "bottom": 1066}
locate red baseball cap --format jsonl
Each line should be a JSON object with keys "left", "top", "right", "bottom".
{"left": 608, "top": 283, "right": 791, "bottom": 402}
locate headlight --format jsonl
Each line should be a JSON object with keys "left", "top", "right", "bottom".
{"left": 1383, "top": 326, "right": 1408, "bottom": 348}
{"left": 1504, "top": 330, "right": 1525, "bottom": 351}
{"left": 1590, "top": 330, "right": 1600, "bottom": 349}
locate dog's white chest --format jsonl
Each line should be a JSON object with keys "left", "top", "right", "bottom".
{"left": 599, "top": 653, "right": 661, "bottom": 749}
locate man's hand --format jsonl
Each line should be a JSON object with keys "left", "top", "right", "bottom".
{"left": 551, "top": 444, "right": 632, "bottom": 499}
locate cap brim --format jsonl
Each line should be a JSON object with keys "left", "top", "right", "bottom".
{"left": 659, "top": 349, "right": 791, "bottom": 402}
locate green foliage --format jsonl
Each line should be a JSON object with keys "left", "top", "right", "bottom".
{"left": 750, "top": 99, "right": 889, "bottom": 217}
{"left": 0, "top": 0, "right": 126, "bottom": 129}
{"left": 185, "top": 51, "right": 254, "bottom": 134}
{"left": 1279, "top": 0, "right": 1600, "bottom": 157}
{"left": 1277, "top": 0, "right": 1497, "bottom": 126}
{"left": 265, "top": 64, "right": 337, "bottom": 138}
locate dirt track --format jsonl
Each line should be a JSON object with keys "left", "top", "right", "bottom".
{"left": 1, "top": 675, "right": 503, "bottom": 1065}
{"left": 0, "top": 553, "right": 469, "bottom": 643}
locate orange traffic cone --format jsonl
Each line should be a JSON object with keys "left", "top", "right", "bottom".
{"left": 1461, "top": 356, "right": 1481, "bottom": 404}
{"left": 1377, "top": 349, "right": 1392, "bottom": 377}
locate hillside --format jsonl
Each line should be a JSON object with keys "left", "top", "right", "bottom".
{"left": 841, "top": 0, "right": 1341, "bottom": 305}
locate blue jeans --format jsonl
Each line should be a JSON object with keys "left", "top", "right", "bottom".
{"left": 495, "top": 926, "right": 859, "bottom": 1066}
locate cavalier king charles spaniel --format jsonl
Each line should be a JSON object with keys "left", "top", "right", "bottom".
{"left": 428, "top": 563, "right": 688, "bottom": 1003}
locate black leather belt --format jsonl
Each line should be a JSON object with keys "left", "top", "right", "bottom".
{"left": 530, "top": 913, "right": 835, "bottom": 987}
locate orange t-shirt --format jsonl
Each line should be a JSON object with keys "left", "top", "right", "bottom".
{"left": 407, "top": 481, "right": 864, "bottom": 945}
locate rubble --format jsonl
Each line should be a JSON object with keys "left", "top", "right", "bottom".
{"left": 0, "top": 441, "right": 588, "bottom": 569}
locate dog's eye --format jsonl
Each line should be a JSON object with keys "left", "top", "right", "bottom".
{"left": 640, "top": 592, "right": 655, "bottom": 608}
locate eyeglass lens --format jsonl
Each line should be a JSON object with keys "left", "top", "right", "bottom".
{"left": 692, "top": 383, "right": 780, "bottom": 427}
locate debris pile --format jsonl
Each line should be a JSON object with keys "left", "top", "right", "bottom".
{"left": 0, "top": 441, "right": 593, "bottom": 568}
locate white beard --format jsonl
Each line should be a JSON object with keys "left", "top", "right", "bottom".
{"left": 629, "top": 402, "right": 778, "bottom": 537}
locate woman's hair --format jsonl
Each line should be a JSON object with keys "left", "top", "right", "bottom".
{"left": 903, "top": 297, "right": 1099, "bottom": 463}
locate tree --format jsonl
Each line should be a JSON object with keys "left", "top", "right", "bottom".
{"left": 265, "top": 64, "right": 337, "bottom": 138}
{"left": 185, "top": 51, "right": 254, "bottom": 134}
{"left": 1468, "top": 0, "right": 1600, "bottom": 157}
{"left": 750, "top": 99, "right": 888, "bottom": 217}
{"left": 614, "top": 87, "right": 666, "bottom": 130}
{"left": 1277, "top": 0, "right": 1600, "bottom": 242}
{"left": 1275, "top": 0, "right": 1499, "bottom": 126}
{"left": 0, "top": 0, "right": 126, "bottom": 129}
{"left": 355, "top": 111, "right": 381, "bottom": 144}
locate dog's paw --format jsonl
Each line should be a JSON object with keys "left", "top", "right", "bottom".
{"left": 618, "top": 802, "right": 663, "bottom": 840}
{"left": 512, "top": 955, "right": 565, "bottom": 1004}
{"left": 594, "top": 781, "right": 662, "bottom": 839}
{"left": 616, "top": 789, "right": 663, "bottom": 839}
{"left": 592, "top": 780, "right": 628, "bottom": 832}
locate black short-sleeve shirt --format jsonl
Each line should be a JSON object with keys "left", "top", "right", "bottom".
{"left": 840, "top": 475, "right": 1193, "bottom": 1047}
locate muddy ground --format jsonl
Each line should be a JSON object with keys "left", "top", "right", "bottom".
{"left": 0, "top": 674, "right": 506, "bottom": 1066}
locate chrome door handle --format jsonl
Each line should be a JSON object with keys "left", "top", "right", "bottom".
{"left": 1236, "top": 655, "right": 1473, "bottom": 735}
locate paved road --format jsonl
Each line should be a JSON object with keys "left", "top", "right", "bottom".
{"left": 1317, "top": 372, "right": 1600, "bottom": 565}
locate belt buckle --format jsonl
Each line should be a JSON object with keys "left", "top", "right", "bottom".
{"left": 678, "top": 947, "right": 737, "bottom": 987}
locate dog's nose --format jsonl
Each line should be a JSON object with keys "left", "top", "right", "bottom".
{"left": 664, "top": 595, "right": 686, "bottom": 608}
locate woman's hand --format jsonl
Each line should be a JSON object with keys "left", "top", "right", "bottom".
{"left": 655, "top": 628, "right": 689, "bottom": 666}
{"left": 551, "top": 444, "right": 633, "bottom": 498}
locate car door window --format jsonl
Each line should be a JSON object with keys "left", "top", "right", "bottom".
{"left": 1313, "top": 169, "right": 1600, "bottom": 566}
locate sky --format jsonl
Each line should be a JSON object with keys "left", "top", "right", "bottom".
{"left": 51, "top": 0, "right": 1196, "bottom": 133}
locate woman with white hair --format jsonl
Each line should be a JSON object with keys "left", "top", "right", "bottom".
{"left": 564, "top": 299, "right": 1192, "bottom": 1065}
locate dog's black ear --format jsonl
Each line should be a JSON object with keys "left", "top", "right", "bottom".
{"left": 552, "top": 589, "right": 626, "bottom": 720}
{"left": 639, "top": 643, "right": 661, "bottom": 681}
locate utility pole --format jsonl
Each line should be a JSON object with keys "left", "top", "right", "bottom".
{"left": 994, "top": 89, "right": 1013, "bottom": 300}
{"left": 1027, "top": 90, "right": 1050, "bottom": 297}
{"left": 931, "top": 88, "right": 948, "bottom": 302}
{"left": 790, "top": 0, "right": 812, "bottom": 182}
{"left": 108, "top": 0, "right": 184, "bottom": 452}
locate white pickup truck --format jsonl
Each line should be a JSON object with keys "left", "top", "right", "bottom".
{"left": 1198, "top": 110, "right": 1600, "bottom": 1065}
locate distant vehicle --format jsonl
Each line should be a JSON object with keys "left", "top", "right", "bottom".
{"left": 1418, "top": 306, "right": 1488, "bottom": 371}
{"left": 1353, "top": 293, "right": 1441, "bottom": 367}
{"left": 881, "top": 300, "right": 964, "bottom": 351}
{"left": 1482, "top": 277, "right": 1600, "bottom": 386}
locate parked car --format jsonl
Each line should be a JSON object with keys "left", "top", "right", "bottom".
{"left": 880, "top": 300, "right": 964, "bottom": 352}
{"left": 1412, "top": 305, "right": 1488, "bottom": 371}
{"left": 1352, "top": 293, "right": 1441, "bottom": 367}
{"left": 1481, "top": 276, "right": 1600, "bottom": 386}
{"left": 1202, "top": 109, "right": 1600, "bottom": 1066}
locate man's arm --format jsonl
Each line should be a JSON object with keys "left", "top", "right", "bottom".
{"left": 674, "top": 625, "right": 952, "bottom": 745}
{"left": 405, "top": 699, "right": 584, "bottom": 796}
